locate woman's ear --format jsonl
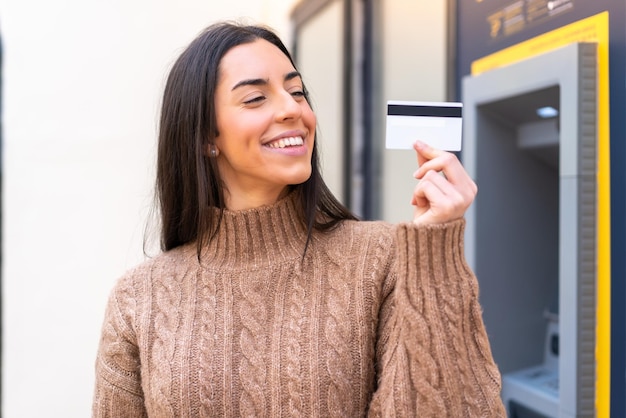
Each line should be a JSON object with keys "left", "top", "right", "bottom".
{"left": 205, "top": 143, "right": 220, "bottom": 158}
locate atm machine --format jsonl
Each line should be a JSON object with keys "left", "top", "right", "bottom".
{"left": 462, "top": 42, "right": 598, "bottom": 417}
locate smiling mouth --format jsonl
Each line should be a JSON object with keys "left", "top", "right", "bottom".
{"left": 265, "top": 136, "right": 304, "bottom": 149}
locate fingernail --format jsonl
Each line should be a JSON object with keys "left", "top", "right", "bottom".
{"left": 414, "top": 140, "right": 426, "bottom": 149}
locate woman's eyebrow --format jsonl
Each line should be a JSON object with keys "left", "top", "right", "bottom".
{"left": 231, "top": 71, "right": 301, "bottom": 91}
{"left": 285, "top": 71, "right": 301, "bottom": 82}
{"left": 231, "top": 78, "right": 268, "bottom": 91}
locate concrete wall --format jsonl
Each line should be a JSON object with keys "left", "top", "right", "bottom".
{"left": 0, "top": 1, "right": 294, "bottom": 416}
{"left": 296, "top": 0, "right": 345, "bottom": 202}
{"left": 379, "top": 0, "right": 449, "bottom": 222}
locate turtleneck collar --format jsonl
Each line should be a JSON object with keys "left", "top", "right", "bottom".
{"left": 200, "top": 191, "right": 309, "bottom": 269}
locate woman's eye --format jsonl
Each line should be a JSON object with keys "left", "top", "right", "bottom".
{"left": 244, "top": 96, "right": 265, "bottom": 105}
{"left": 291, "top": 90, "right": 305, "bottom": 98}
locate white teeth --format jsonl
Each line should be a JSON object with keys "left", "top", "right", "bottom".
{"left": 267, "top": 136, "right": 303, "bottom": 148}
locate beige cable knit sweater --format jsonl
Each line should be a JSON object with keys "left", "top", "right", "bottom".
{"left": 93, "top": 193, "right": 505, "bottom": 417}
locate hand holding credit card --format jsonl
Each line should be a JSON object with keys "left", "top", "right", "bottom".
{"left": 385, "top": 101, "right": 463, "bottom": 151}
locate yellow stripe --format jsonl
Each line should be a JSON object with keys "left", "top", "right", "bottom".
{"left": 471, "top": 12, "right": 611, "bottom": 416}
{"left": 596, "top": 14, "right": 611, "bottom": 418}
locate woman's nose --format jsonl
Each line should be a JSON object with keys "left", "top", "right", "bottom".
{"left": 275, "top": 91, "right": 302, "bottom": 121}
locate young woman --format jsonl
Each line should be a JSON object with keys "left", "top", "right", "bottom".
{"left": 92, "top": 22, "right": 506, "bottom": 417}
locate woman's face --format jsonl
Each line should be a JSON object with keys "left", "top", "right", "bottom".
{"left": 213, "top": 39, "right": 316, "bottom": 210}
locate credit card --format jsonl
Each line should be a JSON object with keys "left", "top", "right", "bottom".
{"left": 385, "top": 100, "right": 463, "bottom": 151}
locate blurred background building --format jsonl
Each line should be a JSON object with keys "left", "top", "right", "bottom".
{"left": 1, "top": 0, "right": 624, "bottom": 416}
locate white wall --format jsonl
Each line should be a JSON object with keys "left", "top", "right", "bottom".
{"left": 1, "top": 0, "right": 449, "bottom": 415}
{"left": 0, "top": 0, "right": 295, "bottom": 416}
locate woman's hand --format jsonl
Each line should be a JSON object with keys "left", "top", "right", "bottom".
{"left": 411, "top": 140, "right": 477, "bottom": 225}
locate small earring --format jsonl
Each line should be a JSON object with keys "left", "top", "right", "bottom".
{"left": 208, "top": 144, "right": 219, "bottom": 158}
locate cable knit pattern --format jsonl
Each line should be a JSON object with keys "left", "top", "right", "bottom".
{"left": 238, "top": 272, "right": 269, "bottom": 417}
{"left": 149, "top": 268, "right": 183, "bottom": 417}
{"left": 374, "top": 225, "right": 447, "bottom": 416}
{"left": 198, "top": 269, "right": 218, "bottom": 416}
{"left": 93, "top": 192, "right": 506, "bottom": 417}
{"left": 283, "top": 266, "right": 306, "bottom": 417}
{"left": 438, "top": 229, "right": 480, "bottom": 417}
{"left": 100, "top": 275, "right": 142, "bottom": 396}
{"left": 323, "top": 258, "right": 353, "bottom": 417}
{"left": 93, "top": 271, "right": 149, "bottom": 418}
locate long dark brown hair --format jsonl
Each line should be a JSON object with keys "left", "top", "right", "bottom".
{"left": 155, "top": 21, "right": 357, "bottom": 257}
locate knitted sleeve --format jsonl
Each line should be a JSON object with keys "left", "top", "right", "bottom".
{"left": 92, "top": 272, "right": 148, "bottom": 418}
{"left": 368, "top": 219, "right": 506, "bottom": 417}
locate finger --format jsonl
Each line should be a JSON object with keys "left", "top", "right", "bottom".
{"left": 419, "top": 170, "right": 464, "bottom": 204}
{"left": 421, "top": 168, "right": 476, "bottom": 207}
{"left": 412, "top": 170, "right": 440, "bottom": 206}
{"left": 415, "top": 185, "right": 466, "bottom": 224}
{"left": 412, "top": 180, "right": 449, "bottom": 223}
{"left": 413, "top": 140, "right": 443, "bottom": 162}
{"left": 414, "top": 152, "right": 477, "bottom": 196}
{"left": 414, "top": 140, "right": 449, "bottom": 173}
{"left": 414, "top": 140, "right": 428, "bottom": 168}
{"left": 411, "top": 182, "right": 430, "bottom": 207}
{"left": 412, "top": 180, "right": 444, "bottom": 208}
{"left": 413, "top": 195, "right": 429, "bottom": 208}
{"left": 414, "top": 150, "right": 457, "bottom": 178}
{"left": 414, "top": 171, "right": 472, "bottom": 218}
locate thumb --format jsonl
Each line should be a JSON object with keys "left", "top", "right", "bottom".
{"left": 414, "top": 140, "right": 429, "bottom": 169}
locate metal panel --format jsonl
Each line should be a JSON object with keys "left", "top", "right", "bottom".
{"left": 462, "top": 42, "right": 597, "bottom": 417}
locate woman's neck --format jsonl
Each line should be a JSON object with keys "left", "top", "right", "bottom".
{"left": 223, "top": 186, "right": 290, "bottom": 211}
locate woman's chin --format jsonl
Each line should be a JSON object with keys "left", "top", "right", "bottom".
{"left": 274, "top": 166, "right": 312, "bottom": 187}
